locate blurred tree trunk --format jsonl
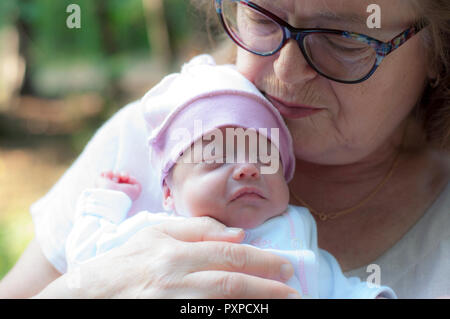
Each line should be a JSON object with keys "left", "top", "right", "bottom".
{"left": 142, "top": 0, "right": 171, "bottom": 70}
{"left": 97, "top": 0, "right": 118, "bottom": 54}
{"left": 0, "top": 26, "right": 25, "bottom": 112}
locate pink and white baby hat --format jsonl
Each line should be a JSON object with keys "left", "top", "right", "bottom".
{"left": 140, "top": 55, "right": 295, "bottom": 186}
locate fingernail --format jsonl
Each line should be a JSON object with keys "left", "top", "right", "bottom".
{"left": 280, "top": 263, "right": 294, "bottom": 281}
{"left": 287, "top": 293, "right": 302, "bottom": 299}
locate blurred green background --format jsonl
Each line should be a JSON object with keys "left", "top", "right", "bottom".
{"left": 0, "top": 0, "right": 230, "bottom": 280}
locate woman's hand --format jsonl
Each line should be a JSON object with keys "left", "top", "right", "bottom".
{"left": 36, "top": 217, "right": 299, "bottom": 299}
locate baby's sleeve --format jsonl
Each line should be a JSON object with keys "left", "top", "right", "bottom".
{"left": 317, "top": 249, "right": 397, "bottom": 299}
{"left": 66, "top": 188, "right": 184, "bottom": 272}
{"left": 65, "top": 189, "right": 133, "bottom": 270}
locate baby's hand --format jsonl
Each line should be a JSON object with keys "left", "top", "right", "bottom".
{"left": 95, "top": 171, "right": 142, "bottom": 201}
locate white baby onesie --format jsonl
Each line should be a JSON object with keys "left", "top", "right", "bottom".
{"left": 66, "top": 189, "right": 396, "bottom": 299}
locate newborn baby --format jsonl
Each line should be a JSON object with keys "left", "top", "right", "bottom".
{"left": 65, "top": 57, "right": 396, "bottom": 299}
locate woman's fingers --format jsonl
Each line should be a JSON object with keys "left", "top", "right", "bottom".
{"left": 147, "top": 218, "right": 294, "bottom": 283}
{"left": 182, "top": 271, "right": 301, "bottom": 299}
{"left": 182, "top": 241, "right": 294, "bottom": 283}
{"left": 153, "top": 216, "right": 245, "bottom": 243}
{"left": 67, "top": 222, "right": 299, "bottom": 299}
{"left": 133, "top": 219, "right": 294, "bottom": 284}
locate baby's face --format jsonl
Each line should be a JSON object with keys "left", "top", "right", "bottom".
{"left": 163, "top": 128, "right": 289, "bottom": 229}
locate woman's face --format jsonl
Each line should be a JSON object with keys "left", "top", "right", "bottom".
{"left": 236, "top": 0, "right": 431, "bottom": 165}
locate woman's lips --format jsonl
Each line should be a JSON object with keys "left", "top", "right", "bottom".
{"left": 265, "top": 94, "right": 324, "bottom": 119}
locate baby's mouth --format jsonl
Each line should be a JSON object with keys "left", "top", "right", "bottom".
{"left": 229, "top": 187, "right": 266, "bottom": 202}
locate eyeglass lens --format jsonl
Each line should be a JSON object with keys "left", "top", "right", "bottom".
{"left": 221, "top": 0, "right": 379, "bottom": 82}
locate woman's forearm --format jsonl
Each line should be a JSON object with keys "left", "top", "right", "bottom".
{"left": 32, "top": 275, "right": 75, "bottom": 299}
{"left": 0, "top": 239, "right": 62, "bottom": 298}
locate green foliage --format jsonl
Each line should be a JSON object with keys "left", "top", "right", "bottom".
{"left": 0, "top": 213, "right": 33, "bottom": 280}
{"left": 20, "top": 0, "right": 145, "bottom": 64}
{"left": 0, "top": 0, "right": 19, "bottom": 27}
{"left": 164, "top": 0, "right": 193, "bottom": 48}
{"left": 0, "top": 0, "right": 216, "bottom": 280}
{"left": 106, "top": 0, "right": 149, "bottom": 52}
{"left": 8, "top": 0, "right": 208, "bottom": 96}
{"left": 15, "top": 0, "right": 200, "bottom": 65}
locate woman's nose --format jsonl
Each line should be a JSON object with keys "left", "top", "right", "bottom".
{"left": 232, "top": 163, "right": 260, "bottom": 180}
{"left": 273, "top": 39, "right": 317, "bottom": 84}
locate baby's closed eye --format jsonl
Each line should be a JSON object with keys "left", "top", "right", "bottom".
{"left": 199, "top": 159, "right": 225, "bottom": 170}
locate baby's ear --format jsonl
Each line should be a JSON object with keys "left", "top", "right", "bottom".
{"left": 162, "top": 180, "right": 175, "bottom": 211}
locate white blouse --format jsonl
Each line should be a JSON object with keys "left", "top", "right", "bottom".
{"left": 345, "top": 182, "right": 450, "bottom": 298}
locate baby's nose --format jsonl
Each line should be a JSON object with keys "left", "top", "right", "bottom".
{"left": 232, "top": 163, "right": 260, "bottom": 180}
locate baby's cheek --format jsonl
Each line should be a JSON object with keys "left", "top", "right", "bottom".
{"left": 184, "top": 192, "right": 223, "bottom": 219}
{"left": 179, "top": 180, "right": 222, "bottom": 218}
{"left": 183, "top": 192, "right": 206, "bottom": 217}
{"left": 267, "top": 174, "right": 290, "bottom": 210}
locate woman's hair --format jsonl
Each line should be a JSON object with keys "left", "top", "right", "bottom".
{"left": 411, "top": 0, "right": 450, "bottom": 149}
{"left": 190, "top": 0, "right": 450, "bottom": 149}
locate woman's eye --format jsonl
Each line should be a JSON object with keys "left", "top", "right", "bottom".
{"left": 244, "top": 10, "right": 278, "bottom": 28}
{"left": 248, "top": 16, "right": 272, "bottom": 25}
{"left": 325, "top": 37, "right": 368, "bottom": 53}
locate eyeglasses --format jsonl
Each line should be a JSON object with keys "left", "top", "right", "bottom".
{"left": 215, "top": 0, "right": 426, "bottom": 84}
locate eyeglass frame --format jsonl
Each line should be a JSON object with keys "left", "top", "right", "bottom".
{"left": 215, "top": 0, "right": 426, "bottom": 84}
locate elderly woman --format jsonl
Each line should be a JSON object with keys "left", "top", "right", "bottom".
{"left": 0, "top": 0, "right": 448, "bottom": 298}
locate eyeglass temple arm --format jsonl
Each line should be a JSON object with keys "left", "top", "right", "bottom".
{"left": 385, "top": 22, "right": 427, "bottom": 55}
{"left": 214, "top": 0, "right": 222, "bottom": 13}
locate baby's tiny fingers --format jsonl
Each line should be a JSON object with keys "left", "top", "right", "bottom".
{"left": 119, "top": 172, "right": 130, "bottom": 183}
{"left": 105, "top": 171, "right": 115, "bottom": 179}
{"left": 100, "top": 170, "right": 112, "bottom": 178}
{"left": 128, "top": 176, "right": 138, "bottom": 184}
